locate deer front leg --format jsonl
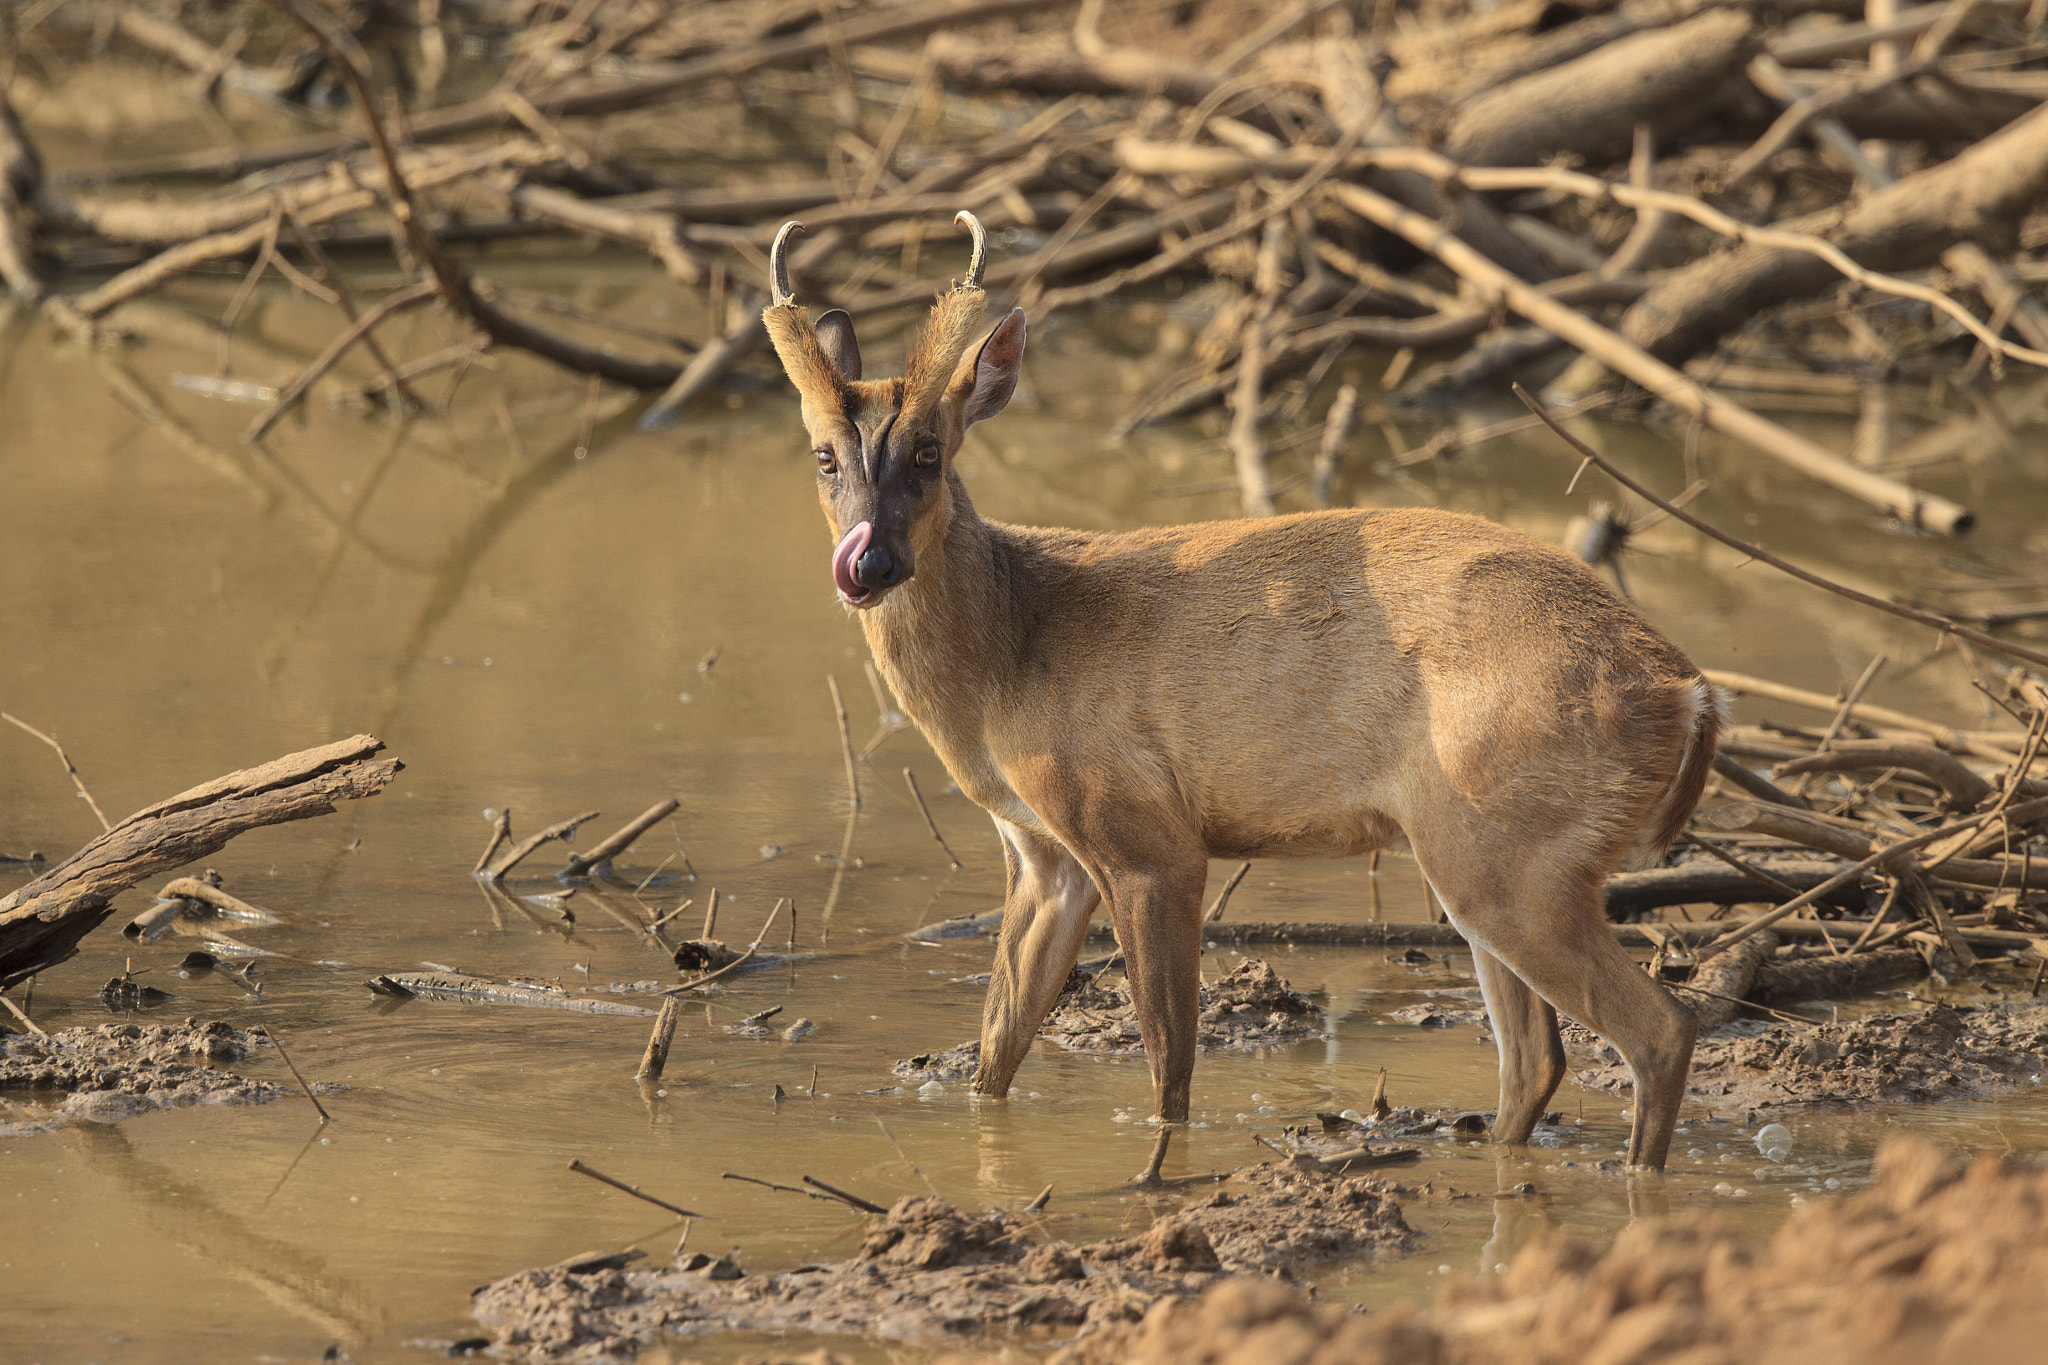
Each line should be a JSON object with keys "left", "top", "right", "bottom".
{"left": 970, "top": 818, "right": 1099, "bottom": 1100}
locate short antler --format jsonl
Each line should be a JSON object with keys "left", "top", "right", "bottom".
{"left": 769, "top": 221, "right": 805, "bottom": 307}
{"left": 954, "top": 210, "right": 987, "bottom": 290}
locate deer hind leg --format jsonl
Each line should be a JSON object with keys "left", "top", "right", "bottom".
{"left": 970, "top": 818, "right": 1100, "bottom": 1100}
{"left": 1423, "top": 855, "right": 1695, "bottom": 1170}
{"left": 1097, "top": 858, "right": 1207, "bottom": 1122}
{"left": 1469, "top": 943, "right": 1565, "bottom": 1145}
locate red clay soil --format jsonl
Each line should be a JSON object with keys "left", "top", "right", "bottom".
{"left": 1048, "top": 1136, "right": 2048, "bottom": 1365}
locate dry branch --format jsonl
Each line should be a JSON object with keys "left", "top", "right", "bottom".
{"left": 0, "top": 736, "right": 400, "bottom": 988}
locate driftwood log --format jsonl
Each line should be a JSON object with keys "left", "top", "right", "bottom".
{"left": 0, "top": 735, "right": 400, "bottom": 988}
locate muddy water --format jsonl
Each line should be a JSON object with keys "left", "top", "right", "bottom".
{"left": 4, "top": 257, "right": 2048, "bottom": 1364}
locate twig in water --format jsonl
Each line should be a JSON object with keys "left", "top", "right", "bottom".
{"left": 567, "top": 1158, "right": 701, "bottom": 1218}
{"left": 664, "top": 899, "right": 784, "bottom": 994}
{"left": 2, "top": 712, "right": 111, "bottom": 832}
{"left": 903, "top": 768, "right": 964, "bottom": 869}
{"left": 254, "top": 1025, "right": 330, "bottom": 1123}
{"left": 485, "top": 809, "right": 601, "bottom": 881}
{"left": 473, "top": 807, "right": 512, "bottom": 877}
{"left": 828, "top": 676, "right": 862, "bottom": 809}
{"left": 1511, "top": 385, "right": 2048, "bottom": 672}
{"left": 635, "top": 997, "right": 680, "bottom": 1084}
{"left": 1368, "top": 1066, "right": 1392, "bottom": 1119}
{"left": 701, "top": 887, "right": 720, "bottom": 939}
{"left": 801, "top": 1174, "right": 888, "bottom": 1214}
{"left": 876, "top": 1118, "right": 942, "bottom": 1198}
{"left": 0, "top": 990, "right": 45, "bottom": 1037}
{"left": 1024, "top": 1184, "right": 1053, "bottom": 1213}
{"left": 647, "top": 899, "right": 695, "bottom": 932}
{"left": 723, "top": 1172, "right": 836, "bottom": 1203}
{"left": 633, "top": 849, "right": 681, "bottom": 895}
{"left": 563, "top": 798, "right": 681, "bottom": 878}
{"left": 1204, "top": 862, "right": 1253, "bottom": 923}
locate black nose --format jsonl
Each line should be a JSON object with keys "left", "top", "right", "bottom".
{"left": 855, "top": 543, "right": 907, "bottom": 590}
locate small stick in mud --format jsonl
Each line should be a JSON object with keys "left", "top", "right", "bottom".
{"left": 1024, "top": 1184, "right": 1053, "bottom": 1214}
{"left": 876, "top": 1118, "right": 942, "bottom": 1198}
{"left": 1131, "top": 1124, "right": 1177, "bottom": 1188}
{"left": 809, "top": 1063, "right": 819, "bottom": 1098}
{"left": 0, "top": 989, "right": 45, "bottom": 1037}
{"left": 828, "top": 676, "right": 861, "bottom": 809}
{"left": 1204, "top": 862, "right": 1253, "bottom": 923}
{"left": 735, "top": 1005, "right": 784, "bottom": 1026}
{"left": 254, "top": 1025, "right": 330, "bottom": 1124}
{"left": 903, "top": 768, "right": 964, "bottom": 869}
{"left": 562, "top": 798, "right": 681, "bottom": 878}
{"left": 484, "top": 809, "right": 601, "bottom": 882}
{"left": 473, "top": 808, "right": 512, "bottom": 876}
{"left": 2, "top": 711, "right": 112, "bottom": 833}
{"left": 647, "top": 899, "right": 695, "bottom": 933}
{"left": 635, "top": 997, "right": 680, "bottom": 1084}
{"left": 567, "top": 1159, "right": 701, "bottom": 1218}
{"left": 1669, "top": 981, "right": 1814, "bottom": 1027}
{"left": 1369, "top": 1067, "right": 1392, "bottom": 1120}
{"left": 801, "top": 1174, "right": 888, "bottom": 1214}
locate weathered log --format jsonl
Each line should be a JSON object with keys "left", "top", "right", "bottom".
{"left": 1603, "top": 859, "right": 1865, "bottom": 917}
{"left": 0, "top": 736, "right": 400, "bottom": 988}
{"left": 1441, "top": 9, "right": 1760, "bottom": 169}
{"left": 1775, "top": 741, "right": 1996, "bottom": 808}
{"left": 1582, "top": 101, "right": 2048, "bottom": 374}
{"left": 1751, "top": 947, "right": 1926, "bottom": 1003}
{"left": 1684, "top": 928, "right": 1778, "bottom": 1029}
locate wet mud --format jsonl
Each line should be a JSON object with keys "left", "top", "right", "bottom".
{"left": 894, "top": 957, "right": 1325, "bottom": 1081}
{"left": 472, "top": 1158, "right": 1413, "bottom": 1360}
{"left": 0, "top": 1019, "right": 303, "bottom": 1136}
{"left": 1575, "top": 1002, "right": 2048, "bottom": 1121}
{"left": 1051, "top": 1136, "right": 2048, "bottom": 1365}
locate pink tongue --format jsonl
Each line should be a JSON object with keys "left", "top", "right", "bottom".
{"left": 832, "top": 522, "right": 874, "bottom": 601}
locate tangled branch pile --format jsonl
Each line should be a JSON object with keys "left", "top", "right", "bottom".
{"left": 8, "top": 0, "right": 2048, "bottom": 531}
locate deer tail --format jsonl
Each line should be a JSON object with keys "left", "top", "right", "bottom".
{"left": 1628, "top": 677, "right": 1725, "bottom": 870}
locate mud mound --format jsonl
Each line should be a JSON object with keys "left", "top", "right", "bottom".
{"left": 471, "top": 1160, "right": 1412, "bottom": 1359}
{"left": 1053, "top": 1137, "right": 2048, "bottom": 1365}
{"left": 0, "top": 1019, "right": 296, "bottom": 1136}
{"left": 895, "top": 958, "right": 1324, "bottom": 1079}
{"left": 1575, "top": 1002, "right": 2048, "bottom": 1120}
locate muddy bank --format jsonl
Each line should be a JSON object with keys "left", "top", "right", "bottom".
{"left": 472, "top": 1157, "right": 1412, "bottom": 1360}
{"left": 895, "top": 957, "right": 1324, "bottom": 1081}
{"left": 1575, "top": 1002, "right": 2048, "bottom": 1120}
{"left": 1052, "top": 1136, "right": 2048, "bottom": 1365}
{"left": 0, "top": 1019, "right": 301, "bottom": 1136}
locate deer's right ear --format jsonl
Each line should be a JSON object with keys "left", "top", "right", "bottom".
{"left": 955, "top": 308, "right": 1026, "bottom": 429}
{"left": 814, "top": 309, "right": 861, "bottom": 381}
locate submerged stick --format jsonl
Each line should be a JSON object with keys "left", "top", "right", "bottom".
{"left": 567, "top": 1159, "right": 701, "bottom": 1218}
{"left": 801, "top": 1174, "right": 889, "bottom": 1214}
{"left": 0, "top": 990, "right": 46, "bottom": 1037}
{"left": 664, "top": 899, "right": 784, "bottom": 995}
{"left": 255, "top": 1025, "right": 330, "bottom": 1124}
{"left": 829, "top": 676, "right": 862, "bottom": 810}
{"left": 876, "top": 1118, "right": 943, "bottom": 1199}
{"left": 635, "top": 997, "right": 681, "bottom": 1084}
{"left": 473, "top": 808, "right": 512, "bottom": 877}
{"left": 484, "top": 809, "right": 601, "bottom": 882}
{"left": 2, "top": 712, "right": 111, "bottom": 833}
{"left": 563, "top": 798, "right": 681, "bottom": 878}
{"left": 722, "top": 1172, "right": 837, "bottom": 1203}
{"left": 903, "top": 769, "right": 964, "bottom": 869}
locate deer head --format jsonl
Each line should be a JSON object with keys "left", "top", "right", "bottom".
{"left": 763, "top": 211, "right": 1026, "bottom": 608}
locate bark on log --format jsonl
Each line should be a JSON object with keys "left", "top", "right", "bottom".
{"left": 1751, "top": 947, "right": 1926, "bottom": 1003}
{"left": 1442, "top": 9, "right": 1761, "bottom": 169}
{"left": 1684, "top": 928, "right": 1778, "bottom": 1028}
{"left": 1775, "top": 741, "right": 1995, "bottom": 807}
{"left": 0, "top": 736, "right": 400, "bottom": 988}
{"left": 1603, "top": 859, "right": 1865, "bottom": 917}
{"left": 1593, "top": 101, "right": 2048, "bottom": 372}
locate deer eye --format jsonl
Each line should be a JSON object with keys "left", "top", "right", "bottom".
{"left": 815, "top": 446, "right": 837, "bottom": 474}
{"left": 913, "top": 439, "right": 941, "bottom": 468}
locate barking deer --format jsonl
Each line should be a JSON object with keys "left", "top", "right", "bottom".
{"left": 762, "top": 213, "right": 1719, "bottom": 1170}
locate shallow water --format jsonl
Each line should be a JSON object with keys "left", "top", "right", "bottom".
{"left": 4, "top": 250, "right": 2048, "bottom": 1364}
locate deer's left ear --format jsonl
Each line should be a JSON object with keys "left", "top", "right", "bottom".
{"left": 950, "top": 308, "right": 1026, "bottom": 428}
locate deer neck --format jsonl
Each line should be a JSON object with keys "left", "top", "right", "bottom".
{"left": 857, "top": 478, "right": 1016, "bottom": 758}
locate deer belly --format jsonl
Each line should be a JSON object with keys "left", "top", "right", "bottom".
{"left": 1201, "top": 807, "right": 1407, "bottom": 860}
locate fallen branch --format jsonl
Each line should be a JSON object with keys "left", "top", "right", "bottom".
{"left": 0, "top": 735, "right": 400, "bottom": 988}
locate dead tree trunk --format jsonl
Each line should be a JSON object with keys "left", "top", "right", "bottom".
{"left": 0, "top": 735, "right": 401, "bottom": 988}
